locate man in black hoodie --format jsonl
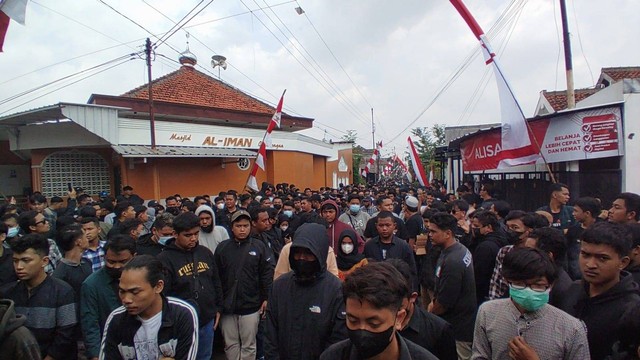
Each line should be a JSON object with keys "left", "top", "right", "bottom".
{"left": 558, "top": 221, "right": 640, "bottom": 360}
{"left": 264, "top": 223, "right": 347, "bottom": 359}
{"left": 470, "top": 210, "right": 509, "bottom": 305}
{"left": 157, "top": 212, "right": 223, "bottom": 360}
{"left": 0, "top": 299, "right": 40, "bottom": 360}
{"left": 214, "top": 210, "right": 273, "bottom": 360}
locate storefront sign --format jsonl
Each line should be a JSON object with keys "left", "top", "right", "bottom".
{"left": 460, "top": 106, "right": 624, "bottom": 171}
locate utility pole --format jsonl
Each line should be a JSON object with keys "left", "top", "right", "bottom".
{"left": 145, "top": 38, "right": 157, "bottom": 149}
{"left": 371, "top": 108, "right": 378, "bottom": 183}
{"left": 559, "top": 0, "right": 575, "bottom": 109}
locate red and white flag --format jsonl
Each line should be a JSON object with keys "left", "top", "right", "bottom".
{"left": 361, "top": 141, "right": 382, "bottom": 179}
{"left": 246, "top": 90, "right": 285, "bottom": 191}
{"left": 407, "top": 137, "right": 428, "bottom": 187}
{"left": 0, "top": 0, "right": 28, "bottom": 52}
{"left": 450, "top": 0, "right": 540, "bottom": 168}
{"left": 393, "top": 154, "right": 412, "bottom": 182}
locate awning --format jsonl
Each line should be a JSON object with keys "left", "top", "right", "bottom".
{"left": 112, "top": 145, "right": 256, "bottom": 158}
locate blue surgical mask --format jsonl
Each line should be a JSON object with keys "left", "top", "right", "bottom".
{"left": 349, "top": 204, "right": 361, "bottom": 213}
{"left": 509, "top": 286, "right": 550, "bottom": 312}
{"left": 7, "top": 226, "right": 18, "bottom": 238}
{"left": 283, "top": 210, "right": 293, "bottom": 218}
{"left": 158, "top": 236, "right": 172, "bottom": 245}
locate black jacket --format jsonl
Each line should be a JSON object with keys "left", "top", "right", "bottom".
{"left": 100, "top": 296, "right": 198, "bottom": 360}
{"left": 265, "top": 223, "right": 347, "bottom": 359}
{"left": 157, "top": 240, "right": 223, "bottom": 325}
{"left": 473, "top": 230, "right": 509, "bottom": 304}
{"left": 558, "top": 273, "right": 640, "bottom": 360}
{"left": 136, "top": 233, "right": 165, "bottom": 257}
{"left": 320, "top": 333, "right": 438, "bottom": 360}
{"left": 363, "top": 235, "right": 417, "bottom": 288}
{"left": 256, "top": 227, "right": 284, "bottom": 265}
{"left": 399, "top": 306, "right": 457, "bottom": 360}
{"left": 214, "top": 237, "right": 274, "bottom": 315}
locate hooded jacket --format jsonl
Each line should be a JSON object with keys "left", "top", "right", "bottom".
{"left": 473, "top": 229, "right": 509, "bottom": 305}
{"left": 322, "top": 199, "right": 364, "bottom": 253}
{"left": 558, "top": 273, "right": 640, "bottom": 360}
{"left": 195, "top": 205, "right": 230, "bottom": 254}
{"left": 157, "top": 239, "right": 223, "bottom": 325}
{"left": 0, "top": 299, "right": 41, "bottom": 360}
{"left": 265, "top": 223, "right": 347, "bottom": 360}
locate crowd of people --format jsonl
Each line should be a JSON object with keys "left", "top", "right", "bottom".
{"left": 0, "top": 179, "right": 640, "bottom": 360}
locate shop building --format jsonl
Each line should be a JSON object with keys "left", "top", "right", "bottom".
{"left": 0, "top": 54, "right": 353, "bottom": 200}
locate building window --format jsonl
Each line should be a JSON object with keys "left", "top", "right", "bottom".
{"left": 41, "top": 151, "right": 110, "bottom": 197}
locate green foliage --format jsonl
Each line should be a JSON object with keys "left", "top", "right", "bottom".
{"left": 342, "top": 130, "right": 365, "bottom": 185}
{"left": 408, "top": 124, "right": 446, "bottom": 181}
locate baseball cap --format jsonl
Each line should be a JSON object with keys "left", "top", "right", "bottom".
{"left": 231, "top": 210, "right": 251, "bottom": 223}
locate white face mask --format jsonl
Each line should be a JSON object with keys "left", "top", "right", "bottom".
{"left": 216, "top": 203, "right": 224, "bottom": 210}
{"left": 341, "top": 243, "right": 354, "bottom": 254}
{"left": 280, "top": 225, "right": 288, "bottom": 232}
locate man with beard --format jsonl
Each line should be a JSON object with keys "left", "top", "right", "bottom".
{"left": 320, "top": 262, "right": 437, "bottom": 360}
{"left": 80, "top": 235, "right": 136, "bottom": 360}
{"left": 158, "top": 212, "right": 223, "bottom": 360}
{"left": 265, "top": 223, "right": 347, "bottom": 359}
{"left": 195, "top": 204, "right": 229, "bottom": 255}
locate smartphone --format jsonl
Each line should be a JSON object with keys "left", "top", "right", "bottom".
{"left": 67, "top": 183, "right": 73, "bottom": 192}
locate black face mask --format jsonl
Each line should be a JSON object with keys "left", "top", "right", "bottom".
{"left": 273, "top": 204, "right": 282, "bottom": 210}
{"left": 348, "top": 325, "right": 395, "bottom": 359}
{"left": 201, "top": 224, "right": 213, "bottom": 233}
{"left": 105, "top": 266, "right": 123, "bottom": 280}
{"left": 506, "top": 229, "right": 524, "bottom": 244}
{"left": 291, "top": 259, "right": 321, "bottom": 283}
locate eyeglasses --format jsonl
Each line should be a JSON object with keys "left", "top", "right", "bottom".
{"left": 34, "top": 219, "right": 48, "bottom": 226}
{"left": 508, "top": 282, "right": 550, "bottom": 293}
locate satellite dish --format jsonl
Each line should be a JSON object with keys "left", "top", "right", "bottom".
{"left": 211, "top": 55, "right": 227, "bottom": 70}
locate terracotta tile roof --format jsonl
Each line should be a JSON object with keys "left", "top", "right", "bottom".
{"left": 542, "top": 88, "right": 600, "bottom": 111}
{"left": 601, "top": 66, "right": 640, "bottom": 82}
{"left": 122, "top": 66, "right": 276, "bottom": 115}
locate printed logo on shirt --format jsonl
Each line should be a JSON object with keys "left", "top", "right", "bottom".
{"left": 309, "top": 305, "right": 321, "bottom": 314}
{"left": 382, "top": 249, "right": 387, "bottom": 260}
{"left": 463, "top": 250, "right": 472, "bottom": 268}
{"left": 249, "top": 251, "right": 257, "bottom": 256}
{"left": 177, "top": 261, "right": 210, "bottom": 277}
{"left": 435, "top": 265, "right": 441, "bottom": 278}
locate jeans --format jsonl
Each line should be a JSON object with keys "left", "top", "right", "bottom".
{"left": 196, "top": 319, "right": 215, "bottom": 360}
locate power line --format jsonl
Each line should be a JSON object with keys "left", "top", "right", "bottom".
{"left": 238, "top": 0, "right": 372, "bottom": 127}
{"left": 96, "top": 0, "right": 158, "bottom": 39}
{"left": 0, "top": 57, "right": 136, "bottom": 115}
{"left": 155, "top": 0, "right": 214, "bottom": 48}
{"left": 296, "top": 0, "right": 373, "bottom": 109}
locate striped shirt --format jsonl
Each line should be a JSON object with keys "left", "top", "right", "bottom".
{"left": 0, "top": 276, "right": 77, "bottom": 359}
{"left": 472, "top": 298, "right": 590, "bottom": 360}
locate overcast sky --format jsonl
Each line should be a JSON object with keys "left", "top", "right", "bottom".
{"left": 0, "top": 0, "right": 637, "bottom": 155}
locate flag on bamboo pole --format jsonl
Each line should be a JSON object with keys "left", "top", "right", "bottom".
{"left": 393, "top": 154, "right": 412, "bottom": 182}
{"left": 361, "top": 141, "right": 382, "bottom": 178}
{"left": 450, "top": 0, "right": 540, "bottom": 167}
{"left": 407, "top": 137, "right": 428, "bottom": 187}
{"left": 247, "top": 90, "right": 285, "bottom": 191}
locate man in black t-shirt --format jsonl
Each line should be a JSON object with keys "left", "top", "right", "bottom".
{"left": 427, "top": 213, "right": 476, "bottom": 360}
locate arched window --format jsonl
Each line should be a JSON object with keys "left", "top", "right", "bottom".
{"left": 41, "top": 151, "right": 110, "bottom": 197}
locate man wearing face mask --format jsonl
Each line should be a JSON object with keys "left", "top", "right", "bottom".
{"left": 265, "top": 223, "right": 347, "bottom": 359}
{"left": 488, "top": 211, "right": 547, "bottom": 301}
{"left": 472, "top": 247, "right": 590, "bottom": 359}
{"left": 320, "top": 261, "right": 438, "bottom": 360}
{"left": 339, "top": 195, "right": 371, "bottom": 238}
{"left": 80, "top": 235, "right": 136, "bottom": 360}
{"left": 135, "top": 213, "right": 175, "bottom": 257}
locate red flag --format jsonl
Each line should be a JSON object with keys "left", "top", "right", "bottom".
{"left": 407, "top": 137, "right": 428, "bottom": 186}
{"left": 0, "top": 11, "right": 9, "bottom": 52}
{"left": 266, "top": 90, "right": 285, "bottom": 133}
{"left": 393, "top": 154, "right": 412, "bottom": 182}
{"left": 450, "top": 0, "right": 540, "bottom": 167}
{"left": 361, "top": 142, "right": 382, "bottom": 178}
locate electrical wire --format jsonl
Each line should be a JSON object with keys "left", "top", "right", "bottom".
{"left": 0, "top": 57, "right": 136, "bottom": 115}
{"left": 96, "top": 0, "right": 158, "bottom": 39}
{"left": 154, "top": 0, "right": 216, "bottom": 49}
{"left": 570, "top": 0, "right": 595, "bottom": 85}
{"left": 238, "top": 0, "right": 372, "bottom": 127}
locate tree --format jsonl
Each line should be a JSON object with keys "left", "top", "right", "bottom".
{"left": 409, "top": 124, "right": 446, "bottom": 182}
